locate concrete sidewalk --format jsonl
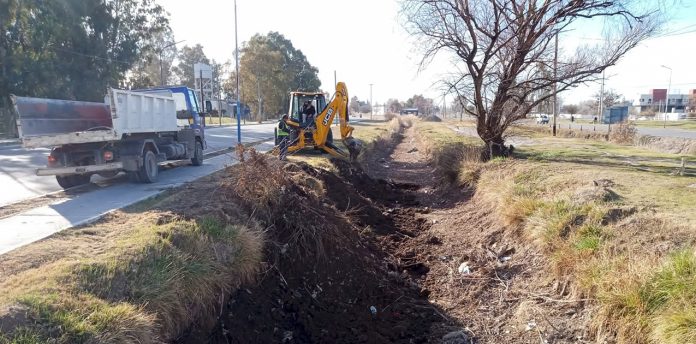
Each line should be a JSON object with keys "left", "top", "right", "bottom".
{"left": 0, "top": 140, "right": 274, "bottom": 255}
{"left": 0, "top": 138, "right": 20, "bottom": 149}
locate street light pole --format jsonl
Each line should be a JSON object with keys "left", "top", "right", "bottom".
{"left": 158, "top": 40, "right": 185, "bottom": 86}
{"left": 369, "top": 83, "right": 374, "bottom": 120}
{"left": 552, "top": 32, "right": 558, "bottom": 136}
{"left": 661, "top": 65, "right": 672, "bottom": 128}
{"left": 234, "top": 0, "right": 241, "bottom": 144}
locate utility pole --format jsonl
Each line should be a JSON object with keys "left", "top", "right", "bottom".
{"left": 234, "top": 0, "right": 241, "bottom": 143}
{"left": 598, "top": 70, "right": 605, "bottom": 124}
{"left": 442, "top": 94, "right": 447, "bottom": 119}
{"left": 256, "top": 79, "right": 262, "bottom": 123}
{"left": 369, "top": 83, "right": 374, "bottom": 120}
{"left": 334, "top": 70, "right": 337, "bottom": 88}
{"left": 199, "top": 69, "right": 205, "bottom": 127}
{"left": 552, "top": 33, "right": 558, "bottom": 136}
{"left": 661, "top": 65, "right": 672, "bottom": 128}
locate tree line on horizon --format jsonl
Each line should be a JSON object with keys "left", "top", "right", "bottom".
{"left": 0, "top": 1, "right": 321, "bottom": 136}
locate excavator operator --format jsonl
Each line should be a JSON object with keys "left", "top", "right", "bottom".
{"left": 277, "top": 114, "right": 292, "bottom": 160}
{"left": 302, "top": 100, "right": 316, "bottom": 127}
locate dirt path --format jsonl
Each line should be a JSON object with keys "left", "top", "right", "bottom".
{"left": 363, "top": 126, "right": 593, "bottom": 343}
{"left": 370, "top": 126, "right": 437, "bottom": 188}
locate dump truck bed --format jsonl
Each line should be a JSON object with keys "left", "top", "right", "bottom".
{"left": 13, "top": 90, "right": 178, "bottom": 148}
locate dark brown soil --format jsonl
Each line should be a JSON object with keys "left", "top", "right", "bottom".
{"left": 196, "top": 125, "right": 591, "bottom": 344}
{"left": 202, "top": 159, "right": 446, "bottom": 343}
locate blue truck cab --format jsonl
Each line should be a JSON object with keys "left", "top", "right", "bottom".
{"left": 136, "top": 86, "right": 208, "bottom": 149}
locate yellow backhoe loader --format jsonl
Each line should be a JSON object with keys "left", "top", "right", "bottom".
{"left": 276, "top": 82, "right": 362, "bottom": 160}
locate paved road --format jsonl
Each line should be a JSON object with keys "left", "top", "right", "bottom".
{"left": 555, "top": 122, "right": 696, "bottom": 139}
{"left": 0, "top": 123, "right": 276, "bottom": 208}
{"left": 0, "top": 137, "right": 276, "bottom": 255}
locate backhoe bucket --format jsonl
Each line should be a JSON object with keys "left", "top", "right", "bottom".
{"left": 344, "top": 137, "right": 362, "bottom": 162}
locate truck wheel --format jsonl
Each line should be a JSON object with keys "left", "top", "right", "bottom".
{"left": 191, "top": 140, "right": 203, "bottom": 166}
{"left": 56, "top": 174, "right": 91, "bottom": 189}
{"left": 138, "top": 150, "right": 158, "bottom": 183}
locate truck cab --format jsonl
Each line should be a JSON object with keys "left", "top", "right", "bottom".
{"left": 136, "top": 86, "right": 207, "bottom": 147}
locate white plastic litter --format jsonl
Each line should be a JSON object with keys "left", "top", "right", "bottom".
{"left": 458, "top": 262, "right": 471, "bottom": 275}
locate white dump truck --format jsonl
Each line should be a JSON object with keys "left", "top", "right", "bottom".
{"left": 12, "top": 87, "right": 208, "bottom": 188}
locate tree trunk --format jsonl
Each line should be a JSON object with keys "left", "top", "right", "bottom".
{"left": 485, "top": 135, "right": 509, "bottom": 159}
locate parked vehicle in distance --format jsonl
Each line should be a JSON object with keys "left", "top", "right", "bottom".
{"left": 536, "top": 114, "right": 550, "bottom": 125}
{"left": 12, "top": 87, "right": 209, "bottom": 189}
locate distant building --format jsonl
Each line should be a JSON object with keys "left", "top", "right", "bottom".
{"left": 400, "top": 108, "right": 419, "bottom": 116}
{"left": 602, "top": 106, "right": 629, "bottom": 124}
{"left": 638, "top": 89, "right": 692, "bottom": 113}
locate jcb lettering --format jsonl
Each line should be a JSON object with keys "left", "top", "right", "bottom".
{"left": 322, "top": 108, "right": 334, "bottom": 125}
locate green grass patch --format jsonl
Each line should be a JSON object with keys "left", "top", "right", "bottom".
{"left": 634, "top": 120, "right": 696, "bottom": 130}
{"left": 0, "top": 218, "right": 262, "bottom": 343}
{"left": 598, "top": 250, "right": 696, "bottom": 343}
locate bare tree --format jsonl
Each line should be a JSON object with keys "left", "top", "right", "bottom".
{"left": 402, "top": 0, "right": 663, "bottom": 157}
{"left": 562, "top": 104, "right": 579, "bottom": 116}
{"left": 593, "top": 88, "right": 624, "bottom": 111}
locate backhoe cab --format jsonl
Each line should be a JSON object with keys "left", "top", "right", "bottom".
{"left": 280, "top": 82, "right": 362, "bottom": 160}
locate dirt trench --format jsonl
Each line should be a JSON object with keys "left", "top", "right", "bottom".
{"left": 187, "top": 125, "right": 590, "bottom": 344}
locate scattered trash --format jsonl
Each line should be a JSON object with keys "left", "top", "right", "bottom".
{"left": 525, "top": 320, "right": 537, "bottom": 331}
{"left": 369, "top": 306, "right": 377, "bottom": 316}
{"left": 280, "top": 243, "right": 289, "bottom": 255}
{"left": 442, "top": 330, "right": 469, "bottom": 344}
{"left": 458, "top": 262, "right": 471, "bottom": 275}
{"left": 593, "top": 179, "right": 615, "bottom": 187}
{"left": 282, "top": 331, "right": 293, "bottom": 342}
{"left": 688, "top": 183, "right": 696, "bottom": 189}
{"left": 499, "top": 256, "right": 512, "bottom": 262}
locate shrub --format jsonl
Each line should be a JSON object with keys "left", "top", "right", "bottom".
{"left": 609, "top": 121, "right": 637, "bottom": 144}
{"left": 422, "top": 114, "right": 442, "bottom": 122}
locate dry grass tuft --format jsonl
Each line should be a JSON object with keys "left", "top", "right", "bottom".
{"left": 0, "top": 217, "right": 263, "bottom": 343}
{"left": 413, "top": 120, "right": 484, "bottom": 185}
{"left": 594, "top": 249, "right": 696, "bottom": 343}
{"left": 609, "top": 121, "right": 638, "bottom": 144}
{"left": 225, "top": 148, "right": 343, "bottom": 257}
{"left": 384, "top": 112, "right": 398, "bottom": 121}
{"left": 422, "top": 114, "right": 442, "bottom": 122}
{"left": 636, "top": 135, "right": 696, "bottom": 155}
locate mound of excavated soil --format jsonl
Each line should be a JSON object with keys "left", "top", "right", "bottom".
{"left": 198, "top": 157, "right": 446, "bottom": 344}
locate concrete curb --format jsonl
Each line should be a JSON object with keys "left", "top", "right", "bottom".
{"left": 203, "top": 121, "right": 275, "bottom": 128}
{"left": 0, "top": 139, "right": 20, "bottom": 150}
